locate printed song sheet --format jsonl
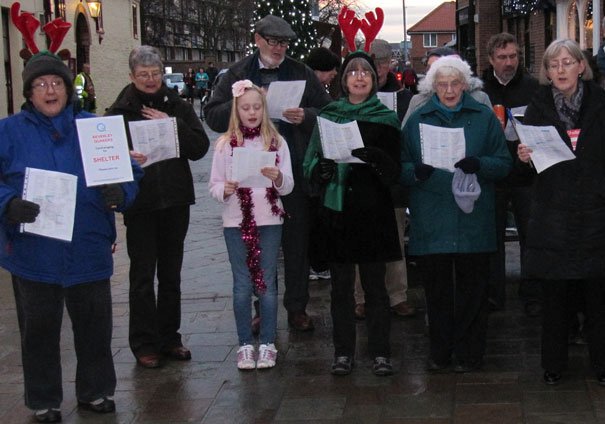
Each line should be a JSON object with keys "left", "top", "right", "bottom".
{"left": 513, "top": 123, "right": 576, "bottom": 173}
{"left": 232, "top": 148, "right": 277, "bottom": 188}
{"left": 21, "top": 167, "right": 77, "bottom": 242}
{"left": 317, "top": 117, "right": 364, "bottom": 164}
{"left": 76, "top": 115, "right": 134, "bottom": 186}
{"left": 419, "top": 123, "right": 466, "bottom": 172}
{"left": 128, "top": 117, "right": 180, "bottom": 167}
{"left": 377, "top": 92, "right": 397, "bottom": 111}
{"left": 266, "top": 81, "right": 306, "bottom": 122}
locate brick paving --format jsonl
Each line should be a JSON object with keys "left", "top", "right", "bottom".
{"left": 1, "top": 114, "right": 604, "bottom": 423}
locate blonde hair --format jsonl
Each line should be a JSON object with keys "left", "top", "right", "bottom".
{"left": 539, "top": 39, "right": 593, "bottom": 85}
{"left": 219, "top": 83, "right": 281, "bottom": 151}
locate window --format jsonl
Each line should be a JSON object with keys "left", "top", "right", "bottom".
{"left": 423, "top": 33, "right": 437, "bottom": 47}
{"left": 132, "top": 3, "right": 139, "bottom": 39}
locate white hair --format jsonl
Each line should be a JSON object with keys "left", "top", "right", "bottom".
{"left": 418, "top": 55, "right": 477, "bottom": 94}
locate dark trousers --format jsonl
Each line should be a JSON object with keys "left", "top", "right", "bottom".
{"left": 330, "top": 262, "right": 391, "bottom": 358}
{"left": 421, "top": 253, "right": 490, "bottom": 365}
{"left": 12, "top": 276, "right": 115, "bottom": 410}
{"left": 125, "top": 205, "right": 190, "bottom": 356}
{"left": 281, "top": 190, "right": 310, "bottom": 313}
{"left": 541, "top": 278, "right": 605, "bottom": 374}
{"left": 489, "top": 185, "right": 540, "bottom": 308}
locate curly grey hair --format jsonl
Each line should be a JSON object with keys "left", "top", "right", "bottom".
{"left": 418, "top": 55, "right": 476, "bottom": 94}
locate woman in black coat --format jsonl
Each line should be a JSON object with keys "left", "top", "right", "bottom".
{"left": 518, "top": 39, "right": 605, "bottom": 386}
{"left": 303, "top": 51, "right": 401, "bottom": 377}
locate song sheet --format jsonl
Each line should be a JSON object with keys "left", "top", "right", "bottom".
{"left": 316, "top": 117, "right": 364, "bottom": 164}
{"left": 128, "top": 117, "right": 180, "bottom": 167}
{"left": 266, "top": 81, "right": 306, "bottom": 121}
{"left": 232, "top": 148, "right": 277, "bottom": 188}
{"left": 513, "top": 123, "right": 576, "bottom": 173}
{"left": 21, "top": 167, "right": 77, "bottom": 242}
{"left": 377, "top": 92, "right": 397, "bottom": 111}
{"left": 419, "top": 123, "right": 466, "bottom": 172}
{"left": 76, "top": 115, "right": 134, "bottom": 186}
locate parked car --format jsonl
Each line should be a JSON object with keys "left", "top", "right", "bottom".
{"left": 163, "top": 73, "right": 186, "bottom": 97}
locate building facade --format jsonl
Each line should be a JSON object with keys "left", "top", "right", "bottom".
{"left": 1, "top": 0, "right": 141, "bottom": 116}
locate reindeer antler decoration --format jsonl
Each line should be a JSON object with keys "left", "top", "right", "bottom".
{"left": 338, "top": 6, "right": 384, "bottom": 53}
{"left": 360, "top": 8, "right": 384, "bottom": 52}
{"left": 338, "top": 7, "right": 361, "bottom": 52}
{"left": 11, "top": 2, "right": 71, "bottom": 61}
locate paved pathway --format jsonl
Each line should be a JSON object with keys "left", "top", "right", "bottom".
{"left": 1, "top": 114, "right": 604, "bottom": 423}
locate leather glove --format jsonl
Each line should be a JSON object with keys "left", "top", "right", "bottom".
{"left": 5, "top": 198, "right": 40, "bottom": 223}
{"left": 351, "top": 146, "right": 382, "bottom": 164}
{"left": 100, "top": 184, "right": 124, "bottom": 210}
{"left": 317, "top": 158, "right": 337, "bottom": 181}
{"left": 414, "top": 163, "right": 435, "bottom": 181}
{"left": 454, "top": 156, "right": 480, "bottom": 174}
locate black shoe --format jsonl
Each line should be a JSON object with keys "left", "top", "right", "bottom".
{"left": 454, "top": 361, "right": 481, "bottom": 373}
{"left": 597, "top": 372, "right": 605, "bottom": 386}
{"left": 331, "top": 356, "right": 354, "bottom": 375}
{"left": 78, "top": 396, "right": 116, "bottom": 413}
{"left": 34, "top": 409, "right": 61, "bottom": 423}
{"left": 543, "top": 371, "right": 561, "bottom": 385}
{"left": 373, "top": 357, "right": 393, "bottom": 376}
{"left": 524, "top": 301, "right": 542, "bottom": 317}
{"left": 426, "top": 358, "right": 450, "bottom": 373}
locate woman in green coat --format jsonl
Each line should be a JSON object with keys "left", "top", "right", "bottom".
{"left": 401, "top": 56, "right": 511, "bottom": 373}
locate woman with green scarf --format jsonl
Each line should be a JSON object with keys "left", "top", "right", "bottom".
{"left": 303, "top": 51, "right": 402, "bottom": 376}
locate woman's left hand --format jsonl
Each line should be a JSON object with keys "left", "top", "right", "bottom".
{"left": 141, "top": 105, "right": 169, "bottom": 120}
{"left": 261, "top": 166, "right": 283, "bottom": 186}
{"left": 282, "top": 108, "right": 305, "bottom": 125}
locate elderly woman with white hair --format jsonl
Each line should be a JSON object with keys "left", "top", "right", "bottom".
{"left": 518, "top": 39, "right": 605, "bottom": 386}
{"left": 401, "top": 56, "right": 511, "bottom": 373}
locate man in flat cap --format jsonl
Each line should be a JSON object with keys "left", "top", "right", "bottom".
{"left": 205, "top": 15, "right": 332, "bottom": 332}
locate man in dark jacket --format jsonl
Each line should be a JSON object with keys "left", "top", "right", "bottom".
{"left": 106, "top": 46, "right": 210, "bottom": 368}
{"left": 481, "top": 33, "right": 540, "bottom": 316}
{"left": 204, "top": 15, "right": 332, "bottom": 331}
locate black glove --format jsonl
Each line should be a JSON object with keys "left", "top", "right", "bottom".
{"left": 454, "top": 156, "right": 481, "bottom": 174}
{"left": 99, "top": 184, "right": 124, "bottom": 210}
{"left": 414, "top": 163, "right": 435, "bottom": 181}
{"left": 351, "top": 146, "right": 381, "bottom": 164}
{"left": 317, "top": 158, "right": 337, "bottom": 181}
{"left": 5, "top": 198, "right": 40, "bottom": 224}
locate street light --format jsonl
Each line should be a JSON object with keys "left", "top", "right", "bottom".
{"left": 402, "top": 0, "right": 408, "bottom": 62}
{"left": 85, "top": 0, "right": 104, "bottom": 44}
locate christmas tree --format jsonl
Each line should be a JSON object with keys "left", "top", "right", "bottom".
{"left": 253, "top": 0, "right": 317, "bottom": 61}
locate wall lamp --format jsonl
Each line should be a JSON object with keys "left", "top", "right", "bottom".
{"left": 86, "top": 0, "right": 104, "bottom": 44}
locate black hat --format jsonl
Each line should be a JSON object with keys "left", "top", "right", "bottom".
{"left": 306, "top": 47, "right": 340, "bottom": 72}
{"left": 427, "top": 46, "right": 458, "bottom": 59}
{"left": 340, "top": 50, "right": 378, "bottom": 97}
{"left": 22, "top": 51, "right": 73, "bottom": 97}
{"left": 254, "top": 15, "right": 296, "bottom": 40}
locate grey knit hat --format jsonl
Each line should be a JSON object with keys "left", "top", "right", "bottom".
{"left": 22, "top": 51, "right": 73, "bottom": 97}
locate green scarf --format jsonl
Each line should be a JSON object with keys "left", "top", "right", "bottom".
{"left": 303, "top": 95, "right": 400, "bottom": 211}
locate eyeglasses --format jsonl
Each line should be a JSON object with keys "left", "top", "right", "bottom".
{"left": 346, "top": 70, "right": 371, "bottom": 78}
{"left": 435, "top": 80, "right": 463, "bottom": 91}
{"left": 134, "top": 71, "right": 163, "bottom": 80}
{"left": 547, "top": 59, "right": 578, "bottom": 71}
{"left": 260, "top": 35, "right": 289, "bottom": 47}
{"left": 32, "top": 79, "right": 65, "bottom": 92}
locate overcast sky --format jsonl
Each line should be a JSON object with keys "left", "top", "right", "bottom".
{"left": 360, "top": 0, "right": 447, "bottom": 43}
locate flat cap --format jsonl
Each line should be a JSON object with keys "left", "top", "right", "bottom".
{"left": 254, "top": 15, "right": 296, "bottom": 39}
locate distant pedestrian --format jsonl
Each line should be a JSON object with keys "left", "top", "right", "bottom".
{"left": 74, "top": 62, "right": 96, "bottom": 112}
{"left": 209, "top": 80, "right": 294, "bottom": 370}
{"left": 401, "top": 61, "right": 418, "bottom": 93}
{"left": 205, "top": 61, "right": 219, "bottom": 90}
{"left": 184, "top": 67, "right": 196, "bottom": 104}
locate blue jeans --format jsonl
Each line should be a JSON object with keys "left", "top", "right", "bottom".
{"left": 224, "top": 225, "right": 281, "bottom": 345}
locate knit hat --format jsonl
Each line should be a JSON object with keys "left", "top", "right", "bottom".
{"left": 306, "top": 47, "right": 340, "bottom": 72}
{"left": 426, "top": 46, "right": 458, "bottom": 60}
{"left": 22, "top": 51, "right": 73, "bottom": 97}
{"left": 452, "top": 169, "right": 481, "bottom": 213}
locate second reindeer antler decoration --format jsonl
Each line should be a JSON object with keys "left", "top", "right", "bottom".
{"left": 338, "top": 6, "right": 384, "bottom": 53}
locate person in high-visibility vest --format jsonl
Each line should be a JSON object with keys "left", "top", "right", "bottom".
{"left": 74, "top": 63, "right": 96, "bottom": 112}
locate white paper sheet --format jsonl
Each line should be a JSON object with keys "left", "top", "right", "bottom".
{"left": 21, "top": 167, "right": 77, "bottom": 242}
{"left": 231, "top": 148, "right": 277, "bottom": 188}
{"left": 266, "top": 80, "right": 306, "bottom": 121}
{"left": 317, "top": 117, "right": 364, "bottom": 164}
{"left": 419, "top": 123, "right": 466, "bottom": 172}
{"left": 76, "top": 115, "right": 134, "bottom": 186}
{"left": 128, "top": 117, "right": 180, "bottom": 167}
{"left": 513, "top": 122, "right": 576, "bottom": 173}
{"left": 377, "top": 92, "right": 397, "bottom": 112}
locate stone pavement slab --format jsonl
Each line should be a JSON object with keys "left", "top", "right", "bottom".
{"left": 0, "top": 115, "right": 603, "bottom": 423}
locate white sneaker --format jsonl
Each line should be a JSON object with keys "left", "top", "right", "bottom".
{"left": 309, "top": 268, "right": 331, "bottom": 280}
{"left": 257, "top": 343, "right": 278, "bottom": 369}
{"left": 237, "top": 344, "right": 255, "bottom": 370}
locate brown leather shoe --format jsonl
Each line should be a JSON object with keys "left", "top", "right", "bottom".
{"left": 391, "top": 301, "right": 416, "bottom": 317}
{"left": 288, "top": 311, "right": 315, "bottom": 331}
{"left": 163, "top": 346, "right": 192, "bottom": 361}
{"left": 136, "top": 353, "right": 161, "bottom": 368}
{"left": 354, "top": 303, "right": 366, "bottom": 320}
